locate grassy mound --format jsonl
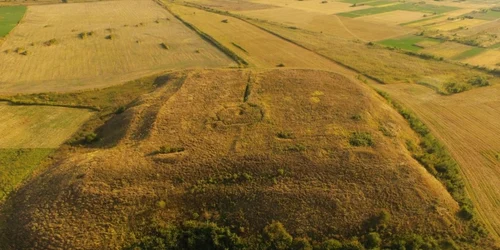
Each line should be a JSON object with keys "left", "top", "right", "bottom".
{"left": 1, "top": 69, "right": 491, "bottom": 249}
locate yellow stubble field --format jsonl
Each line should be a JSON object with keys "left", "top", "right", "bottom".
{"left": 0, "top": 0, "right": 236, "bottom": 94}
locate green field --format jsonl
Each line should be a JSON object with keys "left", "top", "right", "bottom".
{"left": 467, "top": 10, "right": 500, "bottom": 20}
{"left": 365, "top": 0, "right": 396, "bottom": 6}
{"left": 338, "top": 3, "right": 459, "bottom": 18}
{"left": 452, "top": 47, "right": 486, "bottom": 60}
{"left": 0, "top": 6, "right": 26, "bottom": 37}
{"left": 378, "top": 35, "right": 439, "bottom": 52}
{"left": 0, "top": 148, "right": 53, "bottom": 201}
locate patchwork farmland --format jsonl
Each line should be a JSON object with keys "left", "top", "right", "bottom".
{"left": 0, "top": 0, "right": 499, "bottom": 248}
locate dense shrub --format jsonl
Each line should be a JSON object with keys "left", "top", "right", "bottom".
{"left": 128, "top": 221, "right": 244, "bottom": 250}
{"left": 444, "top": 82, "right": 469, "bottom": 94}
{"left": 321, "top": 239, "right": 342, "bottom": 250}
{"left": 291, "top": 237, "right": 312, "bottom": 250}
{"left": 365, "top": 232, "right": 381, "bottom": 249}
{"left": 263, "top": 221, "right": 293, "bottom": 250}
{"left": 467, "top": 76, "right": 490, "bottom": 87}
{"left": 349, "top": 132, "right": 374, "bottom": 147}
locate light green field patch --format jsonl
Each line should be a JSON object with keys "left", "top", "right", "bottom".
{"left": 0, "top": 6, "right": 26, "bottom": 37}
{"left": 452, "top": 47, "right": 486, "bottom": 60}
{"left": 378, "top": 35, "right": 441, "bottom": 52}
{"left": 0, "top": 148, "right": 53, "bottom": 201}
{"left": 338, "top": 3, "right": 459, "bottom": 18}
{"left": 0, "top": 103, "right": 93, "bottom": 148}
{"left": 365, "top": 0, "right": 396, "bottom": 6}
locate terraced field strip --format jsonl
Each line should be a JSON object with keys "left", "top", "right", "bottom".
{"left": 0, "top": 0, "right": 236, "bottom": 94}
{"left": 378, "top": 35, "right": 441, "bottom": 51}
{"left": 165, "top": 3, "right": 351, "bottom": 72}
{"left": 372, "top": 83, "right": 500, "bottom": 242}
{"left": 0, "top": 5, "right": 25, "bottom": 37}
{"left": 338, "top": 3, "right": 459, "bottom": 18}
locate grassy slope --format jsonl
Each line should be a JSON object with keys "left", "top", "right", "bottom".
{"left": 0, "top": 148, "right": 53, "bottom": 201}
{"left": 0, "top": 6, "right": 25, "bottom": 37}
{"left": 0, "top": 103, "right": 93, "bottom": 148}
{"left": 2, "top": 69, "right": 480, "bottom": 249}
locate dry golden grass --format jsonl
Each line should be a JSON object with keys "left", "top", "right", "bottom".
{"left": 168, "top": 3, "right": 349, "bottom": 71}
{"left": 0, "top": 102, "right": 92, "bottom": 148}
{"left": 0, "top": 0, "right": 236, "bottom": 94}
{"left": 430, "top": 18, "right": 488, "bottom": 31}
{"left": 248, "top": 0, "right": 372, "bottom": 14}
{"left": 421, "top": 41, "right": 474, "bottom": 59}
{"left": 237, "top": 7, "right": 414, "bottom": 41}
{"left": 372, "top": 82, "right": 500, "bottom": 243}
{"left": 462, "top": 49, "right": 500, "bottom": 69}
{"left": 3, "top": 69, "right": 467, "bottom": 249}
{"left": 357, "top": 10, "right": 426, "bottom": 25}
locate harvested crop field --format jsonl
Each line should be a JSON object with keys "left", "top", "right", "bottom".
{"left": 461, "top": 49, "right": 500, "bottom": 69}
{"left": 430, "top": 18, "right": 487, "bottom": 31}
{"left": 249, "top": 0, "right": 372, "bottom": 14}
{"left": 0, "top": 103, "right": 93, "bottom": 148}
{"left": 372, "top": 83, "right": 500, "bottom": 242}
{"left": 0, "top": 0, "right": 236, "bottom": 94}
{"left": 167, "top": 3, "right": 349, "bottom": 71}
{"left": 357, "top": 10, "right": 425, "bottom": 25}
{"left": 237, "top": 7, "right": 413, "bottom": 41}
{"left": 421, "top": 41, "right": 473, "bottom": 59}
{"left": 338, "top": 3, "right": 459, "bottom": 18}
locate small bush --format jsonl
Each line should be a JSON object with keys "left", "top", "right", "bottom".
{"left": 291, "top": 238, "right": 312, "bottom": 250}
{"left": 105, "top": 34, "right": 116, "bottom": 40}
{"left": 467, "top": 76, "right": 490, "bottom": 87}
{"left": 349, "top": 132, "right": 374, "bottom": 147}
{"left": 44, "top": 38, "right": 58, "bottom": 46}
{"left": 79, "top": 31, "right": 94, "bottom": 39}
{"left": 321, "top": 239, "right": 342, "bottom": 250}
{"left": 458, "top": 205, "right": 474, "bottom": 220}
{"left": 221, "top": 19, "right": 229, "bottom": 23}
{"left": 277, "top": 131, "right": 295, "bottom": 139}
{"left": 444, "top": 82, "right": 469, "bottom": 94}
{"left": 115, "top": 106, "right": 126, "bottom": 114}
{"left": 263, "top": 221, "right": 293, "bottom": 250}
{"left": 351, "top": 114, "right": 362, "bottom": 121}
{"left": 84, "top": 133, "right": 99, "bottom": 144}
{"left": 276, "top": 63, "right": 285, "bottom": 67}
{"left": 160, "top": 43, "right": 170, "bottom": 50}
{"left": 365, "top": 232, "right": 381, "bottom": 249}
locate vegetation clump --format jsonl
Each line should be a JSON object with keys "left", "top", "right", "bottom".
{"left": 44, "top": 38, "right": 58, "bottom": 46}
{"left": 155, "top": 145, "right": 185, "bottom": 154}
{"left": 160, "top": 42, "right": 170, "bottom": 50}
{"left": 467, "top": 76, "right": 490, "bottom": 87}
{"left": 349, "top": 132, "right": 374, "bottom": 147}
{"left": 105, "top": 34, "right": 116, "bottom": 40}
{"left": 276, "top": 131, "right": 295, "bottom": 139}
{"left": 79, "top": 31, "right": 94, "bottom": 39}
{"left": 444, "top": 82, "right": 469, "bottom": 94}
